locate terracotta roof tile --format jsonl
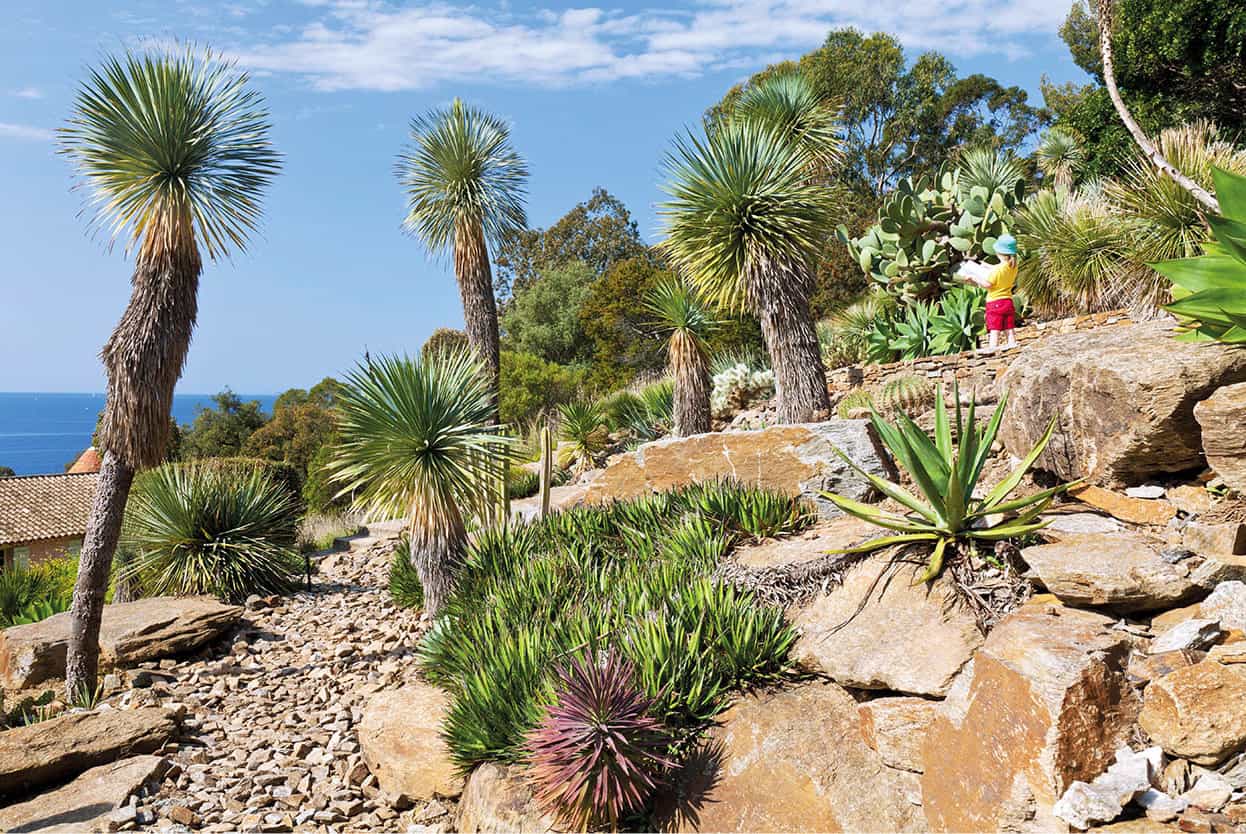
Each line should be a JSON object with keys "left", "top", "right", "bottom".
{"left": 0, "top": 473, "right": 98, "bottom": 546}
{"left": 67, "top": 447, "right": 102, "bottom": 474}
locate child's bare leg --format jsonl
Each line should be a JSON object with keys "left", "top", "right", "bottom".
{"left": 1005, "top": 328, "right": 1017, "bottom": 349}
{"left": 988, "top": 330, "right": 1000, "bottom": 350}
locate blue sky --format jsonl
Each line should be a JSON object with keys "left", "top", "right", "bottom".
{"left": 0, "top": 0, "right": 1085, "bottom": 394}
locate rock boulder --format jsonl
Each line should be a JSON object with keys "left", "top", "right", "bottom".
{"left": 1140, "top": 661, "right": 1246, "bottom": 765}
{"left": 791, "top": 556, "right": 983, "bottom": 697}
{"left": 1194, "top": 382, "right": 1246, "bottom": 494}
{"left": 998, "top": 321, "right": 1246, "bottom": 486}
{"left": 1, "top": 596, "right": 241, "bottom": 690}
{"left": 921, "top": 603, "right": 1140, "bottom": 832}
{"left": 583, "top": 421, "right": 892, "bottom": 517}
{"left": 455, "top": 763, "right": 559, "bottom": 834}
{"left": 0, "top": 755, "right": 169, "bottom": 833}
{"left": 358, "top": 683, "right": 463, "bottom": 803}
{"left": 858, "top": 696, "right": 939, "bottom": 773}
{"left": 658, "top": 681, "right": 924, "bottom": 832}
{"left": 0, "top": 707, "right": 178, "bottom": 799}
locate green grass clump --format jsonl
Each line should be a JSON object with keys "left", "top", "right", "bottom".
{"left": 388, "top": 537, "right": 425, "bottom": 609}
{"left": 420, "top": 480, "right": 810, "bottom": 771}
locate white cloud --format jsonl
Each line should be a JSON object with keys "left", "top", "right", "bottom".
{"left": 11, "top": 87, "right": 43, "bottom": 99}
{"left": 0, "top": 122, "right": 53, "bottom": 141}
{"left": 230, "top": 0, "right": 1068, "bottom": 91}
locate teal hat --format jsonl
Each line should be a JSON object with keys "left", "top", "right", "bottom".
{"left": 994, "top": 234, "right": 1018, "bottom": 255}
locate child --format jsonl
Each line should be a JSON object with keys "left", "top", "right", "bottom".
{"left": 956, "top": 234, "right": 1018, "bottom": 352}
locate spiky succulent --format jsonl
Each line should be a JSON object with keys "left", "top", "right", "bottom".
{"left": 525, "top": 652, "right": 671, "bottom": 830}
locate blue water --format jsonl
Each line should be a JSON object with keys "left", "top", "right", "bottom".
{"left": 0, "top": 392, "right": 278, "bottom": 476}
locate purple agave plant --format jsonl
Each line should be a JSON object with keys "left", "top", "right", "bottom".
{"left": 525, "top": 651, "right": 672, "bottom": 831}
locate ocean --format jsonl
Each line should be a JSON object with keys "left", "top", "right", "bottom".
{"left": 0, "top": 392, "right": 278, "bottom": 476}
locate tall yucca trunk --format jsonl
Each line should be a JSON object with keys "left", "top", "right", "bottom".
{"left": 671, "top": 334, "right": 711, "bottom": 437}
{"left": 409, "top": 498, "right": 466, "bottom": 617}
{"left": 1096, "top": 0, "right": 1219, "bottom": 214}
{"left": 66, "top": 224, "right": 200, "bottom": 697}
{"left": 748, "top": 255, "right": 830, "bottom": 424}
{"left": 454, "top": 219, "right": 500, "bottom": 420}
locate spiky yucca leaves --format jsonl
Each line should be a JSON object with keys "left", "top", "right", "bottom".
{"left": 525, "top": 652, "right": 671, "bottom": 831}
{"left": 118, "top": 462, "right": 301, "bottom": 603}
{"left": 397, "top": 100, "right": 529, "bottom": 410}
{"left": 1156, "top": 167, "right": 1246, "bottom": 344}
{"left": 733, "top": 70, "right": 842, "bottom": 177}
{"left": 58, "top": 48, "right": 279, "bottom": 695}
{"left": 1036, "top": 127, "right": 1086, "bottom": 191}
{"left": 646, "top": 278, "right": 716, "bottom": 436}
{"left": 389, "top": 537, "right": 425, "bottom": 609}
{"left": 823, "top": 387, "right": 1072, "bottom": 584}
{"left": 955, "top": 147, "right": 1027, "bottom": 203}
{"left": 660, "top": 119, "right": 833, "bottom": 423}
{"left": 330, "top": 350, "right": 515, "bottom": 615}
{"left": 557, "top": 401, "right": 610, "bottom": 473}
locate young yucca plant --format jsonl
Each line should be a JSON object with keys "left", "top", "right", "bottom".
{"left": 525, "top": 651, "right": 672, "bottom": 831}
{"left": 822, "top": 386, "right": 1073, "bottom": 584}
{"left": 557, "top": 401, "right": 609, "bottom": 473}
{"left": 646, "top": 278, "right": 716, "bottom": 437}
{"left": 388, "top": 537, "right": 424, "bottom": 610}
{"left": 118, "top": 462, "right": 302, "bottom": 603}
{"left": 329, "top": 349, "right": 515, "bottom": 615}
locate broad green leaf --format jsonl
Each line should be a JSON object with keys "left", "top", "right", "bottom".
{"left": 828, "top": 532, "right": 939, "bottom": 555}
{"left": 1213, "top": 166, "right": 1246, "bottom": 220}
{"left": 819, "top": 490, "right": 929, "bottom": 533}
{"left": 1154, "top": 255, "right": 1246, "bottom": 293}
{"left": 981, "top": 415, "right": 1058, "bottom": 510}
{"left": 913, "top": 536, "right": 948, "bottom": 585}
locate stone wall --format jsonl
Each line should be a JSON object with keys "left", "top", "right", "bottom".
{"left": 825, "top": 310, "right": 1134, "bottom": 401}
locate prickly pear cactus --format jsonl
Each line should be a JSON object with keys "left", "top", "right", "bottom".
{"left": 840, "top": 153, "right": 1026, "bottom": 303}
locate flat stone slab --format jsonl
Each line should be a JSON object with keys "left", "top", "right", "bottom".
{"left": 1, "top": 596, "right": 242, "bottom": 690}
{"left": 358, "top": 683, "right": 463, "bottom": 803}
{"left": 0, "top": 755, "right": 169, "bottom": 833}
{"left": 732, "top": 515, "right": 876, "bottom": 569}
{"left": 1021, "top": 532, "right": 1202, "bottom": 613}
{"left": 583, "top": 420, "right": 892, "bottom": 518}
{"left": 0, "top": 707, "right": 178, "bottom": 799}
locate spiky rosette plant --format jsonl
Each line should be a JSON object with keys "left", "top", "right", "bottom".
{"left": 525, "top": 652, "right": 672, "bottom": 831}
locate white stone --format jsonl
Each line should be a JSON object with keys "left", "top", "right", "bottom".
{"left": 1054, "top": 781, "right": 1126, "bottom": 830}
{"left": 1136, "top": 788, "right": 1187, "bottom": 822}
{"left": 1182, "top": 772, "right": 1234, "bottom": 811}
{"left": 1046, "top": 512, "right": 1123, "bottom": 535}
{"left": 1126, "top": 485, "right": 1167, "bottom": 499}
{"left": 1150, "top": 618, "right": 1224, "bottom": 654}
{"left": 1201, "top": 581, "right": 1246, "bottom": 632}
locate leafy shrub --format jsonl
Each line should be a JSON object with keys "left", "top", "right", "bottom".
{"left": 120, "top": 462, "right": 303, "bottom": 603}
{"left": 389, "top": 538, "right": 424, "bottom": 609}
{"left": 526, "top": 652, "right": 671, "bottom": 830}
{"left": 421, "top": 482, "right": 804, "bottom": 770}
{"left": 0, "top": 559, "right": 78, "bottom": 627}
{"left": 865, "top": 288, "right": 986, "bottom": 362}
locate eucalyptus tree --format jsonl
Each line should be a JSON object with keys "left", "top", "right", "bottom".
{"left": 645, "top": 278, "right": 715, "bottom": 436}
{"left": 329, "top": 351, "right": 514, "bottom": 616}
{"left": 661, "top": 72, "right": 838, "bottom": 422}
{"left": 58, "top": 49, "right": 279, "bottom": 696}
{"left": 397, "top": 100, "right": 528, "bottom": 416}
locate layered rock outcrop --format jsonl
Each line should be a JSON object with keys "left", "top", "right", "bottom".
{"left": 1194, "top": 381, "right": 1246, "bottom": 494}
{"left": 997, "top": 321, "right": 1246, "bottom": 486}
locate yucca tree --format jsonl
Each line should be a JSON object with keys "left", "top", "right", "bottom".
{"left": 57, "top": 49, "right": 279, "bottom": 696}
{"left": 733, "top": 70, "right": 842, "bottom": 179}
{"left": 1036, "top": 127, "right": 1086, "bottom": 191}
{"left": 396, "top": 100, "right": 528, "bottom": 418}
{"left": 646, "top": 278, "right": 716, "bottom": 436}
{"left": 329, "top": 350, "right": 514, "bottom": 616}
{"left": 660, "top": 119, "right": 835, "bottom": 423}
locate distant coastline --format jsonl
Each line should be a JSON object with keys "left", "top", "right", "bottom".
{"left": 0, "top": 392, "right": 278, "bottom": 476}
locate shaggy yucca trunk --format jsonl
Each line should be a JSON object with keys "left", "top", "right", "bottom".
{"left": 749, "top": 255, "right": 830, "bottom": 423}
{"left": 1096, "top": 0, "right": 1219, "bottom": 214}
{"left": 455, "top": 220, "right": 501, "bottom": 420}
{"left": 409, "top": 499, "right": 467, "bottom": 617}
{"left": 671, "top": 339, "right": 711, "bottom": 437}
{"left": 67, "top": 237, "right": 200, "bottom": 695}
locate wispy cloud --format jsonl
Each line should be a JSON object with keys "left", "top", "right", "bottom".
{"left": 11, "top": 87, "right": 43, "bottom": 99}
{"left": 0, "top": 122, "right": 53, "bottom": 142}
{"left": 231, "top": 0, "right": 1068, "bottom": 91}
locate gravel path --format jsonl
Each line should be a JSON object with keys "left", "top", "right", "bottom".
{"left": 126, "top": 527, "right": 445, "bottom": 833}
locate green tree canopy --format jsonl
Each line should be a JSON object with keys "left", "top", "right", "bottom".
{"left": 498, "top": 350, "right": 587, "bottom": 428}
{"left": 178, "top": 390, "right": 268, "bottom": 460}
{"left": 500, "top": 261, "right": 597, "bottom": 366}
{"left": 493, "top": 187, "right": 652, "bottom": 299}
{"left": 421, "top": 328, "right": 470, "bottom": 361}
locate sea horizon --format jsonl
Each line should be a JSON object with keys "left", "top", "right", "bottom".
{"left": 0, "top": 391, "right": 279, "bottom": 477}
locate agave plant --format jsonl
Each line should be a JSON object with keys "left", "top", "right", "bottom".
{"left": 525, "top": 652, "right": 672, "bottom": 831}
{"left": 329, "top": 350, "right": 514, "bottom": 615}
{"left": 119, "top": 462, "right": 302, "bottom": 603}
{"left": 930, "top": 286, "right": 986, "bottom": 355}
{"left": 557, "top": 401, "right": 610, "bottom": 473}
{"left": 822, "top": 387, "right": 1073, "bottom": 583}
{"left": 1155, "top": 167, "right": 1246, "bottom": 343}
{"left": 646, "top": 278, "right": 716, "bottom": 436}
{"left": 889, "top": 302, "right": 935, "bottom": 360}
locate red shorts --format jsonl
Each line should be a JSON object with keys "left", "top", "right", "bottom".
{"left": 985, "top": 298, "right": 1016, "bottom": 331}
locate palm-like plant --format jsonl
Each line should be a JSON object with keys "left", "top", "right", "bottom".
{"left": 646, "top": 278, "right": 716, "bottom": 436}
{"left": 955, "top": 147, "right": 1026, "bottom": 201}
{"left": 660, "top": 117, "right": 835, "bottom": 423}
{"left": 1036, "top": 128, "right": 1086, "bottom": 191}
{"left": 822, "top": 388, "right": 1073, "bottom": 584}
{"left": 557, "top": 401, "right": 609, "bottom": 473}
{"left": 397, "top": 100, "right": 528, "bottom": 416}
{"left": 329, "top": 350, "right": 514, "bottom": 616}
{"left": 57, "top": 49, "right": 279, "bottom": 695}
{"left": 733, "top": 70, "right": 842, "bottom": 178}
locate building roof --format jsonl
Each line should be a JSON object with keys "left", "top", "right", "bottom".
{"left": 67, "top": 447, "right": 102, "bottom": 474}
{"left": 0, "top": 473, "right": 98, "bottom": 547}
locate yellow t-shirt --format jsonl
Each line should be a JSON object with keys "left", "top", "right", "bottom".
{"left": 985, "top": 260, "right": 1017, "bottom": 302}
